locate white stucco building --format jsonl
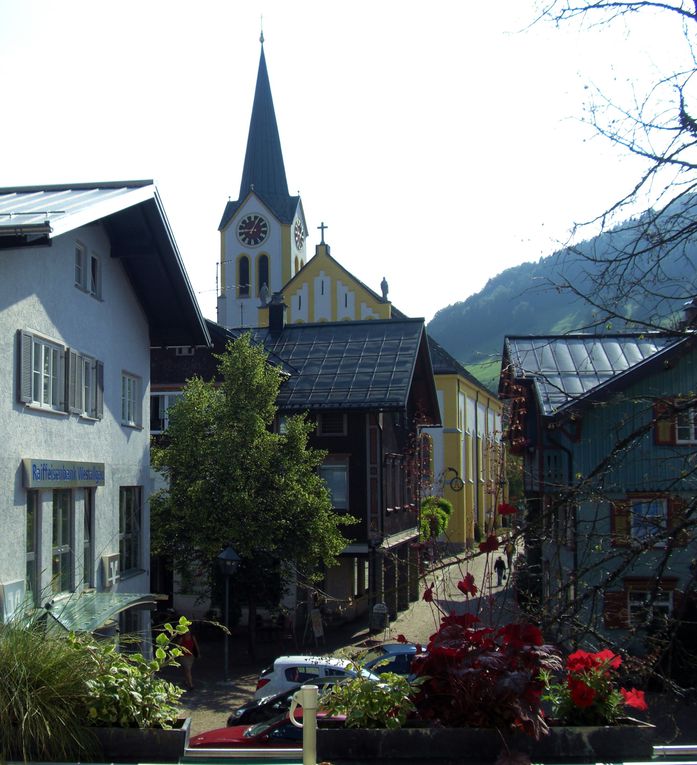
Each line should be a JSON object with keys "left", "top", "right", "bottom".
{"left": 0, "top": 181, "right": 209, "bottom": 635}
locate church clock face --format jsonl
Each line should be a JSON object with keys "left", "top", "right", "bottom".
{"left": 294, "top": 218, "right": 305, "bottom": 249}
{"left": 237, "top": 214, "right": 269, "bottom": 247}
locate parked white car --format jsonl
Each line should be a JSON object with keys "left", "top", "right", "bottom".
{"left": 253, "top": 655, "right": 379, "bottom": 699}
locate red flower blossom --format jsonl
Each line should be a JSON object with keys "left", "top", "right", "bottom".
{"left": 621, "top": 687, "right": 648, "bottom": 711}
{"left": 457, "top": 572, "right": 478, "bottom": 597}
{"left": 596, "top": 648, "right": 622, "bottom": 670}
{"left": 568, "top": 678, "right": 596, "bottom": 708}
{"left": 499, "top": 622, "right": 544, "bottom": 648}
{"left": 566, "top": 648, "right": 622, "bottom": 675}
{"left": 479, "top": 534, "right": 499, "bottom": 553}
{"left": 422, "top": 583, "right": 435, "bottom": 602}
{"left": 497, "top": 502, "right": 517, "bottom": 516}
{"left": 440, "top": 612, "right": 480, "bottom": 629}
{"left": 565, "top": 649, "right": 595, "bottom": 673}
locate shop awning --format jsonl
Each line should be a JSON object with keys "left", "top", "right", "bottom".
{"left": 45, "top": 591, "right": 156, "bottom": 633}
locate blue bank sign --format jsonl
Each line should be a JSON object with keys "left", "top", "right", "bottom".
{"left": 22, "top": 458, "right": 106, "bottom": 488}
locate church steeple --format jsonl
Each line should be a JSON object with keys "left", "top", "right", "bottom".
{"left": 219, "top": 37, "right": 298, "bottom": 231}
{"left": 239, "top": 42, "right": 290, "bottom": 205}
{"left": 217, "top": 37, "right": 306, "bottom": 330}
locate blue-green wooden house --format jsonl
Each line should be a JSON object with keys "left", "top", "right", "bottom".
{"left": 500, "top": 331, "right": 696, "bottom": 650}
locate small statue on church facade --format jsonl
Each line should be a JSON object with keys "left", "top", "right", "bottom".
{"left": 258, "top": 282, "right": 270, "bottom": 306}
{"left": 380, "top": 276, "right": 389, "bottom": 301}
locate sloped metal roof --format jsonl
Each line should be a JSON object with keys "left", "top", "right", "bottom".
{"left": 504, "top": 333, "right": 682, "bottom": 415}
{"left": 0, "top": 181, "right": 210, "bottom": 347}
{"left": 248, "top": 319, "right": 435, "bottom": 413}
{"left": 0, "top": 180, "right": 153, "bottom": 237}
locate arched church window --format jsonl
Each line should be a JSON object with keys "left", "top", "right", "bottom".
{"left": 238, "top": 256, "right": 250, "bottom": 297}
{"left": 294, "top": 256, "right": 299, "bottom": 274}
{"left": 258, "top": 254, "right": 269, "bottom": 296}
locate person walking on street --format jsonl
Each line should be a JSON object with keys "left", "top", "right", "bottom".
{"left": 176, "top": 626, "right": 200, "bottom": 690}
{"left": 494, "top": 556, "right": 507, "bottom": 587}
{"left": 504, "top": 539, "right": 515, "bottom": 570}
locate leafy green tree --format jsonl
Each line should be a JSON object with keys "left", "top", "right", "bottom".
{"left": 151, "top": 334, "right": 354, "bottom": 654}
{"left": 419, "top": 496, "right": 453, "bottom": 542}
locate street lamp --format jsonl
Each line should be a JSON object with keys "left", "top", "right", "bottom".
{"left": 217, "top": 545, "right": 241, "bottom": 681}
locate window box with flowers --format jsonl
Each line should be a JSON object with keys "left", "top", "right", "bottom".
{"left": 319, "top": 578, "right": 654, "bottom": 764}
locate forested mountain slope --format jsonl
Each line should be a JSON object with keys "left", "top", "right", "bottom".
{"left": 427, "top": 214, "right": 695, "bottom": 390}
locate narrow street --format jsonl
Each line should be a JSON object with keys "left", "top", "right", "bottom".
{"left": 386, "top": 546, "right": 521, "bottom": 646}
{"left": 176, "top": 547, "right": 521, "bottom": 735}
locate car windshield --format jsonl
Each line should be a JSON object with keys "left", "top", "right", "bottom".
{"left": 244, "top": 713, "right": 287, "bottom": 738}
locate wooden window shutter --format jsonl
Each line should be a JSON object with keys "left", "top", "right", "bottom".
{"left": 603, "top": 590, "right": 629, "bottom": 629}
{"left": 17, "top": 330, "right": 33, "bottom": 403}
{"left": 611, "top": 500, "right": 631, "bottom": 546}
{"left": 95, "top": 362, "right": 104, "bottom": 420}
{"left": 57, "top": 346, "right": 67, "bottom": 411}
{"left": 66, "top": 349, "right": 82, "bottom": 413}
{"left": 653, "top": 399, "right": 676, "bottom": 445}
{"left": 668, "top": 496, "right": 690, "bottom": 547}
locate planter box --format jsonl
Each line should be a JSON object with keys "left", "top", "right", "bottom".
{"left": 89, "top": 717, "right": 191, "bottom": 763}
{"left": 317, "top": 719, "right": 655, "bottom": 763}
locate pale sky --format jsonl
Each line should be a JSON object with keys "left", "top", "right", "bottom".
{"left": 0, "top": 1, "right": 682, "bottom": 323}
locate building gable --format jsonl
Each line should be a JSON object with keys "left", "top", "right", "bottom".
{"left": 283, "top": 243, "right": 391, "bottom": 324}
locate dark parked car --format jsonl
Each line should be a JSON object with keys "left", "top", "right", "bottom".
{"left": 227, "top": 675, "right": 343, "bottom": 726}
{"left": 362, "top": 642, "right": 423, "bottom": 677}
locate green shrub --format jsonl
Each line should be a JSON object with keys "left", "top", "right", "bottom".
{"left": 76, "top": 617, "right": 188, "bottom": 729}
{"left": 321, "top": 669, "right": 417, "bottom": 729}
{"left": 419, "top": 496, "right": 453, "bottom": 542}
{"left": 0, "top": 618, "right": 98, "bottom": 762}
{"left": 0, "top": 614, "right": 190, "bottom": 762}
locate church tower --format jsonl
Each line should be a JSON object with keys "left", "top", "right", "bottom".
{"left": 217, "top": 36, "right": 307, "bottom": 328}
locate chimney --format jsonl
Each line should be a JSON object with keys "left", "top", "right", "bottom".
{"left": 269, "top": 292, "right": 286, "bottom": 334}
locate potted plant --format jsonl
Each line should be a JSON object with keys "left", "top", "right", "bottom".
{"left": 317, "top": 666, "right": 428, "bottom": 761}
{"left": 318, "top": 566, "right": 655, "bottom": 765}
{"left": 1, "top": 617, "right": 100, "bottom": 762}
{"left": 74, "top": 616, "right": 192, "bottom": 762}
{"left": 0, "top": 614, "right": 192, "bottom": 763}
{"left": 536, "top": 648, "right": 654, "bottom": 762}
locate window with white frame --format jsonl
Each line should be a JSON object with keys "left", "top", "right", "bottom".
{"left": 119, "top": 487, "right": 142, "bottom": 573}
{"left": 67, "top": 349, "right": 103, "bottom": 418}
{"left": 52, "top": 489, "right": 73, "bottom": 595}
{"left": 28, "top": 334, "right": 64, "bottom": 410}
{"left": 19, "top": 331, "right": 104, "bottom": 418}
{"left": 150, "top": 392, "right": 183, "bottom": 433}
{"left": 630, "top": 497, "right": 667, "bottom": 540}
{"left": 676, "top": 407, "right": 697, "bottom": 443}
{"left": 26, "top": 490, "right": 39, "bottom": 605}
{"left": 319, "top": 459, "right": 349, "bottom": 512}
{"left": 628, "top": 589, "right": 672, "bottom": 627}
{"left": 121, "top": 373, "right": 141, "bottom": 427}
{"left": 75, "top": 243, "right": 101, "bottom": 298}
{"left": 75, "top": 243, "right": 85, "bottom": 287}
{"left": 83, "top": 489, "right": 94, "bottom": 588}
